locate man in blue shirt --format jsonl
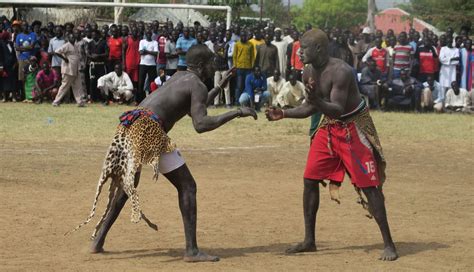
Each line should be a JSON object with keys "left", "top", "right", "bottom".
{"left": 176, "top": 27, "right": 197, "bottom": 70}
{"left": 15, "top": 21, "right": 37, "bottom": 98}
{"left": 239, "top": 66, "right": 270, "bottom": 110}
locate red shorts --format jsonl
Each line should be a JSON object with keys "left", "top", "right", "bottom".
{"left": 304, "top": 122, "right": 380, "bottom": 188}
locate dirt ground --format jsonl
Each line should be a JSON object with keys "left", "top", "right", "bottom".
{"left": 0, "top": 104, "right": 473, "bottom": 271}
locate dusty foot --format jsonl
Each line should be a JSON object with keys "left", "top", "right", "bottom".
{"left": 286, "top": 242, "right": 317, "bottom": 254}
{"left": 183, "top": 251, "right": 220, "bottom": 262}
{"left": 379, "top": 245, "right": 398, "bottom": 261}
{"left": 90, "top": 241, "right": 105, "bottom": 254}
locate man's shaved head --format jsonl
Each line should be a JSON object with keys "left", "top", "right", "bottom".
{"left": 301, "top": 29, "right": 329, "bottom": 51}
{"left": 299, "top": 29, "right": 330, "bottom": 67}
{"left": 186, "top": 44, "right": 214, "bottom": 68}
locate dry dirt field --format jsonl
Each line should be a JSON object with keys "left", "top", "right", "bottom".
{"left": 0, "top": 104, "right": 473, "bottom": 271}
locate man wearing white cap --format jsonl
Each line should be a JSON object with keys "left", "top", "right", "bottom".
{"left": 354, "top": 27, "right": 373, "bottom": 71}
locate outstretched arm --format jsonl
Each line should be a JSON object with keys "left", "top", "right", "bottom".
{"left": 266, "top": 102, "right": 317, "bottom": 121}
{"left": 191, "top": 86, "right": 257, "bottom": 133}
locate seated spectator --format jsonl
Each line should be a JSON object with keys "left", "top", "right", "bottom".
{"left": 97, "top": 64, "right": 133, "bottom": 105}
{"left": 421, "top": 75, "right": 444, "bottom": 112}
{"left": 23, "top": 56, "right": 40, "bottom": 102}
{"left": 387, "top": 69, "right": 422, "bottom": 111}
{"left": 445, "top": 81, "right": 470, "bottom": 113}
{"left": 34, "top": 62, "right": 59, "bottom": 103}
{"left": 267, "top": 69, "right": 286, "bottom": 106}
{"left": 239, "top": 66, "right": 269, "bottom": 110}
{"left": 359, "top": 57, "right": 387, "bottom": 109}
{"left": 150, "top": 68, "right": 170, "bottom": 93}
{"left": 276, "top": 72, "right": 305, "bottom": 108}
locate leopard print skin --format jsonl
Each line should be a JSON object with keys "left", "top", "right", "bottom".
{"left": 66, "top": 114, "right": 175, "bottom": 238}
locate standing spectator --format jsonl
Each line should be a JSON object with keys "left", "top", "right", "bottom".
{"left": 137, "top": 30, "right": 158, "bottom": 103}
{"left": 225, "top": 30, "right": 235, "bottom": 69}
{"left": 52, "top": 33, "right": 86, "bottom": 107}
{"left": 97, "top": 63, "right": 133, "bottom": 105}
{"left": 37, "top": 38, "right": 49, "bottom": 66}
{"left": 359, "top": 57, "right": 386, "bottom": 109}
{"left": 387, "top": 69, "right": 422, "bottom": 111}
{"left": 362, "top": 36, "right": 389, "bottom": 76}
{"left": 421, "top": 74, "right": 444, "bottom": 112}
{"left": 233, "top": 31, "right": 255, "bottom": 105}
{"left": 290, "top": 31, "right": 305, "bottom": 80}
{"left": 48, "top": 26, "right": 65, "bottom": 82}
{"left": 329, "top": 31, "right": 353, "bottom": 67}
{"left": 123, "top": 27, "right": 140, "bottom": 91}
{"left": 204, "top": 31, "right": 216, "bottom": 52}
{"left": 0, "top": 31, "right": 18, "bottom": 102}
{"left": 267, "top": 69, "right": 286, "bottom": 106}
{"left": 249, "top": 30, "right": 264, "bottom": 60}
{"left": 33, "top": 62, "right": 59, "bottom": 103}
{"left": 439, "top": 36, "right": 460, "bottom": 92}
{"left": 15, "top": 21, "right": 37, "bottom": 100}
{"left": 87, "top": 29, "right": 108, "bottom": 102}
{"left": 238, "top": 66, "right": 269, "bottom": 110}
{"left": 272, "top": 28, "right": 288, "bottom": 78}
{"left": 255, "top": 33, "right": 279, "bottom": 78}
{"left": 156, "top": 30, "right": 167, "bottom": 71}
{"left": 276, "top": 71, "right": 305, "bottom": 108}
{"left": 353, "top": 27, "right": 373, "bottom": 71}
{"left": 392, "top": 31, "right": 414, "bottom": 79}
{"left": 23, "top": 56, "right": 39, "bottom": 102}
{"left": 107, "top": 25, "right": 123, "bottom": 72}
{"left": 75, "top": 29, "right": 88, "bottom": 103}
{"left": 176, "top": 27, "right": 197, "bottom": 70}
{"left": 445, "top": 81, "right": 469, "bottom": 112}
{"left": 460, "top": 39, "right": 473, "bottom": 91}
{"left": 415, "top": 36, "right": 438, "bottom": 83}
{"left": 164, "top": 30, "right": 179, "bottom": 76}
{"left": 213, "top": 31, "right": 231, "bottom": 108}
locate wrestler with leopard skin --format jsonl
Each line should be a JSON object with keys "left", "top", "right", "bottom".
{"left": 265, "top": 29, "right": 398, "bottom": 261}
{"left": 89, "top": 44, "right": 257, "bottom": 262}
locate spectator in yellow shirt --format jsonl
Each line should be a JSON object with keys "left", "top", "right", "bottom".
{"left": 233, "top": 31, "right": 255, "bottom": 105}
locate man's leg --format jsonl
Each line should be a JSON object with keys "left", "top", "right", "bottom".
{"left": 163, "top": 164, "right": 219, "bottom": 262}
{"left": 90, "top": 171, "right": 142, "bottom": 253}
{"left": 361, "top": 187, "right": 398, "bottom": 261}
{"left": 286, "top": 178, "right": 319, "bottom": 253}
{"left": 53, "top": 74, "right": 73, "bottom": 105}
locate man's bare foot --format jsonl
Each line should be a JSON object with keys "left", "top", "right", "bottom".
{"left": 90, "top": 241, "right": 105, "bottom": 254}
{"left": 183, "top": 251, "right": 219, "bottom": 262}
{"left": 379, "top": 245, "right": 398, "bottom": 261}
{"left": 286, "top": 242, "right": 317, "bottom": 254}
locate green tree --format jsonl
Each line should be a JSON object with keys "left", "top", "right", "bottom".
{"left": 291, "top": 0, "right": 367, "bottom": 30}
{"left": 398, "top": 0, "right": 473, "bottom": 32}
{"left": 262, "top": 0, "right": 287, "bottom": 23}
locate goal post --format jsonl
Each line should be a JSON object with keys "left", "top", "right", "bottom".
{"left": 0, "top": 0, "right": 232, "bottom": 28}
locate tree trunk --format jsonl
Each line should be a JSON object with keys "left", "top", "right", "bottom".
{"left": 367, "top": 0, "right": 376, "bottom": 32}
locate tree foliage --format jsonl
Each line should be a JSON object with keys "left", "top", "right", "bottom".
{"left": 262, "top": 0, "right": 287, "bottom": 24}
{"left": 398, "top": 0, "right": 473, "bottom": 32}
{"left": 290, "top": 0, "right": 367, "bottom": 30}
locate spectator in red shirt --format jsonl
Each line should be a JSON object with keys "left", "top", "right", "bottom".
{"left": 362, "top": 36, "right": 389, "bottom": 77}
{"left": 34, "top": 62, "right": 59, "bottom": 103}
{"left": 415, "top": 36, "right": 438, "bottom": 83}
{"left": 107, "top": 25, "right": 123, "bottom": 73}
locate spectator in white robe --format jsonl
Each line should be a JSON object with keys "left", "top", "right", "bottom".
{"left": 439, "top": 37, "right": 460, "bottom": 91}
{"left": 267, "top": 69, "right": 286, "bottom": 106}
{"left": 271, "top": 28, "right": 289, "bottom": 78}
{"left": 97, "top": 63, "right": 133, "bottom": 105}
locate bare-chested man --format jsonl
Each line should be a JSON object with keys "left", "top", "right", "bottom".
{"left": 266, "top": 29, "right": 398, "bottom": 261}
{"left": 70, "top": 44, "right": 257, "bottom": 262}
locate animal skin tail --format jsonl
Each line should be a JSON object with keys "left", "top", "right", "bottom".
{"left": 64, "top": 168, "right": 110, "bottom": 236}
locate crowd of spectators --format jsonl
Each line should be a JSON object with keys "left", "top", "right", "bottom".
{"left": 0, "top": 15, "right": 473, "bottom": 113}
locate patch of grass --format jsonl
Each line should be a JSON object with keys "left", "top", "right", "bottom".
{"left": 0, "top": 104, "right": 472, "bottom": 149}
